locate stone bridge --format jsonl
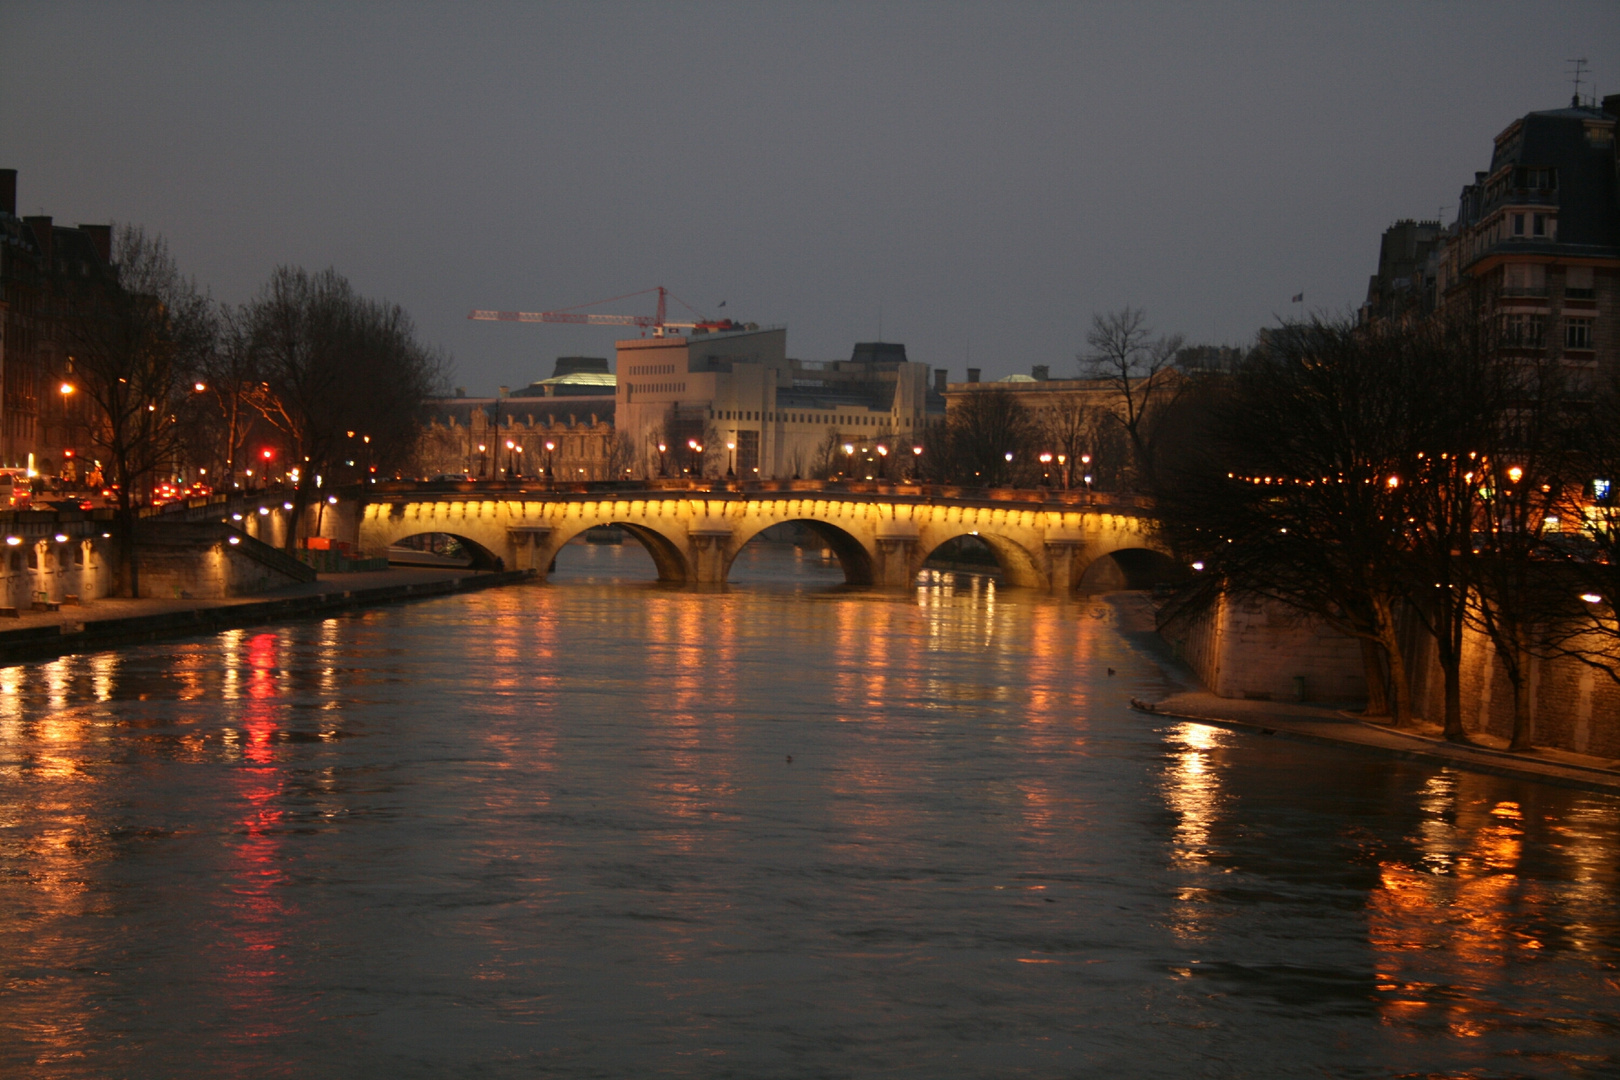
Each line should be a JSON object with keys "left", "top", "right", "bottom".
{"left": 357, "top": 482, "right": 1173, "bottom": 592}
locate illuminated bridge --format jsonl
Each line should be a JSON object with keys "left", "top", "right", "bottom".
{"left": 357, "top": 481, "right": 1173, "bottom": 592}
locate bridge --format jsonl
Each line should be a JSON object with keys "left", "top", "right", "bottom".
{"left": 355, "top": 481, "right": 1173, "bottom": 592}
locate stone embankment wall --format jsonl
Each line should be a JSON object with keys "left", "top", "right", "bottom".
{"left": 1158, "top": 591, "right": 1366, "bottom": 704}
{"left": 1161, "top": 591, "right": 1620, "bottom": 758}
{"left": 1408, "top": 624, "right": 1620, "bottom": 759}
{"left": 0, "top": 535, "right": 115, "bottom": 607}
{"left": 135, "top": 524, "right": 316, "bottom": 599}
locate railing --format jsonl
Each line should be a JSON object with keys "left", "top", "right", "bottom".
{"left": 371, "top": 477, "right": 1152, "bottom": 512}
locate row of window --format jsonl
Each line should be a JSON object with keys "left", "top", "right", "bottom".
{"left": 626, "top": 364, "right": 676, "bottom": 376}
{"left": 711, "top": 408, "right": 913, "bottom": 428}
{"left": 1498, "top": 314, "right": 1595, "bottom": 349}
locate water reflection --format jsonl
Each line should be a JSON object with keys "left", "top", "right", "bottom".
{"left": 0, "top": 550, "right": 1615, "bottom": 1078}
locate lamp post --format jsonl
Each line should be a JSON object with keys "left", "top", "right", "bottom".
{"left": 1081, "top": 453, "right": 1092, "bottom": 497}
{"left": 875, "top": 444, "right": 888, "bottom": 480}
{"left": 1057, "top": 453, "right": 1068, "bottom": 489}
{"left": 1039, "top": 452, "right": 1053, "bottom": 486}
{"left": 656, "top": 442, "right": 667, "bottom": 478}
{"left": 911, "top": 444, "right": 923, "bottom": 482}
{"left": 726, "top": 440, "right": 736, "bottom": 480}
{"left": 477, "top": 443, "right": 487, "bottom": 479}
{"left": 544, "top": 440, "right": 555, "bottom": 479}
{"left": 842, "top": 443, "right": 854, "bottom": 479}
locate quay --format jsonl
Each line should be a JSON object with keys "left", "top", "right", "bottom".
{"left": 0, "top": 566, "right": 530, "bottom": 664}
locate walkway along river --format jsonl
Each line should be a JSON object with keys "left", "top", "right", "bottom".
{"left": 1, "top": 543, "right": 1616, "bottom": 1078}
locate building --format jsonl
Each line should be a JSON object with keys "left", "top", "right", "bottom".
{"left": 0, "top": 168, "right": 111, "bottom": 476}
{"left": 1431, "top": 95, "right": 1620, "bottom": 383}
{"left": 1360, "top": 218, "right": 1444, "bottom": 322}
{"left": 416, "top": 356, "right": 620, "bottom": 480}
{"left": 614, "top": 326, "right": 943, "bottom": 479}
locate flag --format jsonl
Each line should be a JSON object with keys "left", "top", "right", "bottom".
{"left": 1291, "top": 293, "right": 1304, "bottom": 303}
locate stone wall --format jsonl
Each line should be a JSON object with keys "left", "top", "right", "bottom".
{"left": 0, "top": 536, "right": 114, "bottom": 608}
{"left": 1159, "top": 591, "right": 1367, "bottom": 703}
{"left": 1164, "top": 589, "right": 1620, "bottom": 757}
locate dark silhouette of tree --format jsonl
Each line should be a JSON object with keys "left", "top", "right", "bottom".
{"left": 1557, "top": 372, "right": 1620, "bottom": 684}
{"left": 1081, "top": 306, "right": 1184, "bottom": 492}
{"left": 1157, "top": 317, "right": 1430, "bottom": 726}
{"left": 237, "top": 267, "right": 444, "bottom": 549}
{"left": 926, "top": 387, "right": 1038, "bottom": 486}
{"left": 60, "top": 226, "right": 216, "bottom": 595}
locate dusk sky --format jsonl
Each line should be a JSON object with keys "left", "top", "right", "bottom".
{"left": 5, "top": 2, "right": 1618, "bottom": 391}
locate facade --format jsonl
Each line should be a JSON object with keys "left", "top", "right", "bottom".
{"left": 1431, "top": 96, "right": 1620, "bottom": 383}
{"left": 1360, "top": 218, "right": 1444, "bottom": 321}
{"left": 614, "top": 327, "right": 943, "bottom": 479}
{"left": 0, "top": 169, "right": 110, "bottom": 475}
{"left": 416, "top": 394, "right": 620, "bottom": 481}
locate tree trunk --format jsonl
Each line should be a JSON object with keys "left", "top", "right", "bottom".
{"left": 1442, "top": 664, "right": 1467, "bottom": 742}
{"left": 1371, "top": 595, "right": 1414, "bottom": 727}
{"left": 1359, "top": 637, "right": 1390, "bottom": 717}
{"left": 1509, "top": 636, "right": 1536, "bottom": 751}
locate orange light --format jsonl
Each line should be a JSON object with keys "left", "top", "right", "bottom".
{"left": 59, "top": 382, "right": 74, "bottom": 396}
{"left": 262, "top": 449, "right": 273, "bottom": 460}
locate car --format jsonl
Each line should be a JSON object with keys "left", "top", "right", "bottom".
{"left": 429, "top": 473, "right": 475, "bottom": 482}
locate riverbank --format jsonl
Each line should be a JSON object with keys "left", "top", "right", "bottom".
{"left": 1104, "top": 591, "right": 1620, "bottom": 795}
{"left": 0, "top": 567, "right": 533, "bottom": 663}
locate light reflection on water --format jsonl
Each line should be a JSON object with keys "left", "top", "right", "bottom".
{"left": 0, "top": 542, "right": 1616, "bottom": 1078}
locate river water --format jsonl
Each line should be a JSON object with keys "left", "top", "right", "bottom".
{"left": 2, "top": 543, "right": 1617, "bottom": 1078}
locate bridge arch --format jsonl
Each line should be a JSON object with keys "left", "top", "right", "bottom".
{"left": 546, "top": 520, "right": 691, "bottom": 583}
{"left": 1074, "top": 546, "right": 1183, "bottom": 593}
{"left": 726, "top": 518, "right": 875, "bottom": 587}
{"left": 916, "top": 530, "right": 1046, "bottom": 589}
{"left": 386, "top": 530, "right": 505, "bottom": 570}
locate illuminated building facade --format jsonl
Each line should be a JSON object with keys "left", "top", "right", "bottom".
{"left": 0, "top": 169, "right": 108, "bottom": 475}
{"left": 1432, "top": 96, "right": 1620, "bottom": 384}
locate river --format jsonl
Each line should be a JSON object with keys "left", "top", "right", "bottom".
{"left": 2, "top": 542, "right": 1616, "bottom": 1078}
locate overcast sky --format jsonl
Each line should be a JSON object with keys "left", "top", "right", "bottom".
{"left": 5, "top": 2, "right": 1617, "bottom": 390}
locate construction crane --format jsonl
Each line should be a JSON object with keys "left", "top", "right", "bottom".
{"left": 468, "top": 286, "right": 739, "bottom": 338}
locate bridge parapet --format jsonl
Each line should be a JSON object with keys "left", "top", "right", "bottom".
{"left": 358, "top": 482, "right": 1170, "bottom": 592}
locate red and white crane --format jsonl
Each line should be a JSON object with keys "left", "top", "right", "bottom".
{"left": 469, "top": 286, "right": 738, "bottom": 338}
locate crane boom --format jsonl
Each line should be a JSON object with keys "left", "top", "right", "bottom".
{"left": 468, "top": 285, "right": 707, "bottom": 336}
{"left": 468, "top": 310, "right": 695, "bottom": 328}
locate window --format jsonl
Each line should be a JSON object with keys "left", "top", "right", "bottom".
{"left": 1533, "top": 213, "right": 1546, "bottom": 236}
{"left": 1527, "top": 315, "right": 1546, "bottom": 347}
{"left": 1503, "top": 313, "right": 1526, "bottom": 344}
{"left": 1565, "top": 317, "right": 1593, "bottom": 349}
{"left": 1566, "top": 265, "right": 1595, "bottom": 300}
{"left": 1513, "top": 213, "right": 1525, "bottom": 236}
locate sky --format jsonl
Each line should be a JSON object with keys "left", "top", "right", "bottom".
{"left": 4, "top": 2, "right": 1618, "bottom": 391}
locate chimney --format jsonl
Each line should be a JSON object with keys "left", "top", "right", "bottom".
{"left": 455, "top": 387, "right": 466, "bottom": 398}
{"left": 966, "top": 367, "right": 981, "bottom": 384}
{"left": 933, "top": 368, "right": 948, "bottom": 393}
{"left": 498, "top": 385, "right": 510, "bottom": 398}
{"left": 79, "top": 224, "right": 112, "bottom": 264}
{"left": 24, "top": 216, "right": 52, "bottom": 264}
{"left": 0, "top": 170, "right": 15, "bottom": 217}
{"left": 1032, "top": 364, "right": 1049, "bottom": 382}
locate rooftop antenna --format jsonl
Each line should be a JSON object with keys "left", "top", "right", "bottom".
{"left": 1567, "top": 57, "right": 1588, "bottom": 106}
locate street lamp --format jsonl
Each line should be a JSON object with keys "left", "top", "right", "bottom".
{"left": 726, "top": 440, "right": 736, "bottom": 479}
{"left": 1057, "top": 453, "right": 1068, "bottom": 488}
{"left": 543, "top": 440, "right": 555, "bottom": 479}
{"left": 875, "top": 443, "right": 888, "bottom": 480}
{"left": 1039, "top": 452, "right": 1053, "bottom": 485}
{"left": 656, "top": 442, "right": 667, "bottom": 478}
{"left": 477, "top": 443, "right": 487, "bottom": 478}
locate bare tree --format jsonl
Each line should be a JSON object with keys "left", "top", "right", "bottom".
{"left": 238, "top": 267, "right": 444, "bottom": 549}
{"left": 60, "top": 226, "right": 216, "bottom": 595}
{"left": 931, "top": 387, "right": 1038, "bottom": 486}
{"left": 1081, "top": 306, "right": 1185, "bottom": 492}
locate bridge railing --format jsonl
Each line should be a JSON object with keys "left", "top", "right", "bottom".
{"left": 370, "top": 477, "right": 1152, "bottom": 512}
